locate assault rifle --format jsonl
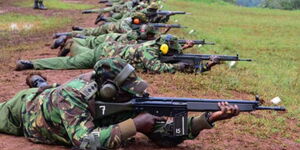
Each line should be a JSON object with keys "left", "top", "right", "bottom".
{"left": 95, "top": 95, "right": 285, "bottom": 136}
{"left": 178, "top": 39, "right": 215, "bottom": 45}
{"left": 147, "top": 11, "right": 190, "bottom": 17}
{"left": 160, "top": 54, "right": 252, "bottom": 73}
{"left": 131, "top": 23, "right": 186, "bottom": 30}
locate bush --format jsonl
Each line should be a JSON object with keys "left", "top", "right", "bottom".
{"left": 261, "top": 0, "right": 300, "bottom": 10}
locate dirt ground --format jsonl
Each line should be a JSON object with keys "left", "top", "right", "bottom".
{"left": 0, "top": 0, "right": 299, "bottom": 150}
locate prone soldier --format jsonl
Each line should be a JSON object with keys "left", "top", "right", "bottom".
{"left": 15, "top": 34, "right": 193, "bottom": 73}
{"left": 1, "top": 58, "right": 240, "bottom": 149}
{"left": 54, "top": 12, "right": 148, "bottom": 39}
{"left": 52, "top": 24, "right": 158, "bottom": 57}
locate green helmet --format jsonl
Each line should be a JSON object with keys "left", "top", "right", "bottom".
{"left": 139, "top": 24, "right": 157, "bottom": 40}
{"left": 156, "top": 34, "right": 182, "bottom": 54}
{"left": 132, "top": 12, "right": 148, "bottom": 23}
{"left": 94, "top": 58, "right": 148, "bottom": 97}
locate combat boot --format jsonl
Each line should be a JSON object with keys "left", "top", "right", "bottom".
{"left": 38, "top": 1, "right": 48, "bottom": 10}
{"left": 57, "top": 40, "right": 73, "bottom": 57}
{"left": 15, "top": 60, "right": 34, "bottom": 71}
{"left": 72, "top": 26, "right": 84, "bottom": 31}
{"left": 33, "top": 0, "right": 39, "bottom": 9}
{"left": 51, "top": 35, "right": 67, "bottom": 49}
{"left": 95, "top": 15, "right": 108, "bottom": 25}
{"left": 26, "top": 73, "right": 48, "bottom": 88}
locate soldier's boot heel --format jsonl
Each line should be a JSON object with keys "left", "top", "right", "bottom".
{"left": 57, "top": 40, "right": 73, "bottom": 57}
{"left": 38, "top": 1, "right": 47, "bottom": 10}
{"left": 51, "top": 35, "right": 67, "bottom": 49}
{"left": 15, "top": 60, "right": 34, "bottom": 71}
{"left": 33, "top": 0, "right": 39, "bottom": 9}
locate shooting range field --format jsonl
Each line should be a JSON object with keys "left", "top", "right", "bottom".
{"left": 0, "top": 0, "right": 299, "bottom": 149}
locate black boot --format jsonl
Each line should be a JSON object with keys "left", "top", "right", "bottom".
{"left": 52, "top": 32, "right": 72, "bottom": 39}
{"left": 57, "top": 48, "right": 70, "bottom": 57}
{"left": 72, "top": 26, "right": 84, "bottom": 31}
{"left": 51, "top": 35, "right": 67, "bottom": 49}
{"left": 15, "top": 60, "right": 34, "bottom": 71}
{"left": 95, "top": 15, "right": 108, "bottom": 25}
{"left": 38, "top": 1, "right": 47, "bottom": 10}
{"left": 33, "top": 0, "right": 39, "bottom": 9}
{"left": 57, "top": 40, "right": 72, "bottom": 57}
{"left": 26, "top": 73, "right": 48, "bottom": 88}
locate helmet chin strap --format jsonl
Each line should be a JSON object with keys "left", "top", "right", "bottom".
{"left": 114, "top": 64, "right": 135, "bottom": 86}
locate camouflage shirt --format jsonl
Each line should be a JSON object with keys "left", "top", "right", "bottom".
{"left": 20, "top": 73, "right": 213, "bottom": 149}
{"left": 95, "top": 40, "right": 180, "bottom": 73}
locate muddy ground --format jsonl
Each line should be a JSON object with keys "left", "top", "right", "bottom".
{"left": 0, "top": 0, "right": 299, "bottom": 149}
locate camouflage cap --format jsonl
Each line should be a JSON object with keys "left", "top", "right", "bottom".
{"left": 147, "top": 2, "right": 159, "bottom": 10}
{"left": 132, "top": 12, "right": 148, "bottom": 23}
{"left": 157, "top": 34, "right": 182, "bottom": 54}
{"left": 94, "top": 58, "right": 148, "bottom": 97}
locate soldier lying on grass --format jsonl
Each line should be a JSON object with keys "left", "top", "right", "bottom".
{"left": 2, "top": 58, "right": 240, "bottom": 149}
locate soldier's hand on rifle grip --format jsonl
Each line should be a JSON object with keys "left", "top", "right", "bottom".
{"left": 182, "top": 40, "right": 195, "bottom": 49}
{"left": 208, "top": 102, "right": 240, "bottom": 123}
{"left": 209, "top": 55, "right": 221, "bottom": 64}
{"left": 205, "top": 55, "right": 221, "bottom": 70}
{"left": 133, "top": 113, "right": 166, "bottom": 134}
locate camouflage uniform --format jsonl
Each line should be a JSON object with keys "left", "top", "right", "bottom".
{"left": 31, "top": 36, "right": 183, "bottom": 73}
{"left": 101, "top": 3, "right": 149, "bottom": 22}
{"left": 64, "top": 24, "right": 157, "bottom": 57}
{"left": 0, "top": 58, "right": 213, "bottom": 149}
{"left": 66, "top": 32, "right": 138, "bottom": 57}
{"left": 71, "top": 18, "right": 132, "bottom": 37}
{"left": 71, "top": 12, "right": 148, "bottom": 37}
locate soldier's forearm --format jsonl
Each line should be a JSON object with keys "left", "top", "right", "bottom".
{"left": 190, "top": 113, "right": 214, "bottom": 137}
{"left": 80, "top": 119, "right": 136, "bottom": 149}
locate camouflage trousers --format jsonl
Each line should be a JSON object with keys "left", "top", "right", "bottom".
{"left": 0, "top": 88, "right": 37, "bottom": 136}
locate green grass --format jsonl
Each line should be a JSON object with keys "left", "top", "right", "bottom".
{"left": 15, "top": 0, "right": 94, "bottom": 10}
{"left": 0, "top": 13, "right": 71, "bottom": 48}
{"left": 160, "top": 0, "right": 300, "bottom": 138}
{"left": 0, "top": 13, "right": 71, "bottom": 31}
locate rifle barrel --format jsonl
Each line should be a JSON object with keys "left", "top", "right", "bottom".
{"left": 256, "top": 106, "right": 286, "bottom": 111}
